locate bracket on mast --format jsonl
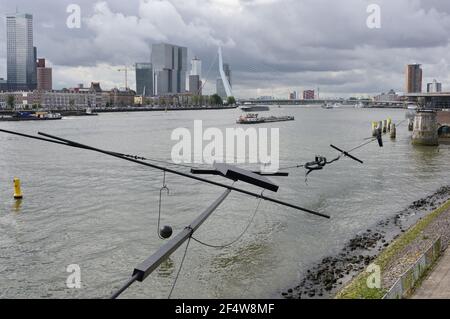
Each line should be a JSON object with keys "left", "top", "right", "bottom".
{"left": 191, "top": 163, "right": 281, "bottom": 192}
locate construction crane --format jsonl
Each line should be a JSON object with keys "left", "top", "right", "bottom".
{"left": 117, "top": 66, "right": 133, "bottom": 89}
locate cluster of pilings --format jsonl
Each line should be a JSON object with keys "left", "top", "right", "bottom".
{"left": 372, "top": 118, "right": 396, "bottom": 140}
{"left": 412, "top": 110, "right": 439, "bottom": 146}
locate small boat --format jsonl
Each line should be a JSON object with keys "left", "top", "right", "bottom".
{"left": 237, "top": 113, "right": 295, "bottom": 124}
{"left": 407, "top": 104, "right": 418, "bottom": 110}
{"left": 84, "top": 108, "right": 98, "bottom": 116}
{"left": 322, "top": 102, "right": 341, "bottom": 109}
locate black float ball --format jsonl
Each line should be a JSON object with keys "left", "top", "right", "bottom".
{"left": 160, "top": 225, "right": 173, "bottom": 239}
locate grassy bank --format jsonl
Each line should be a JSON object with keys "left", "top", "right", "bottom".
{"left": 336, "top": 199, "right": 450, "bottom": 299}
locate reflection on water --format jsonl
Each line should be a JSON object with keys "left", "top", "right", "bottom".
{"left": 211, "top": 242, "right": 271, "bottom": 271}
{"left": 0, "top": 107, "right": 449, "bottom": 299}
{"left": 157, "top": 258, "right": 175, "bottom": 278}
{"left": 411, "top": 145, "right": 443, "bottom": 170}
{"left": 12, "top": 199, "right": 22, "bottom": 213}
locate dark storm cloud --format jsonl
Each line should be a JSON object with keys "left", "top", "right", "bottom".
{"left": 1, "top": 0, "right": 450, "bottom": 97}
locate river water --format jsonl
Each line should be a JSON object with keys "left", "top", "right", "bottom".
{"left": 0, "top": 106, "right": 449, "bottom": 299}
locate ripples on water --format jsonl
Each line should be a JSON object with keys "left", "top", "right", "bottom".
{"left": 0, "top": 107, "right": 449, "bottom": 298}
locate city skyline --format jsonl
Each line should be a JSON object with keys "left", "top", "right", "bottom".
{"left": 1, "top": 1, "right": 450, "bottom": 98}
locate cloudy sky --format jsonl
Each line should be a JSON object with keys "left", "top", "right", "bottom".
{"left": 1, "top": 0, "right": 450, "bottom": 98}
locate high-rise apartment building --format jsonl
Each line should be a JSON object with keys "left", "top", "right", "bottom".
{"left": 189, "top": 75, "right": 202, "bottom": 96}
{"left": 427, "top": 79, "right": 442, "bottom": 93}
{"left": 7, "top": 13, "right": 37, "bottom": 91}
{"left": 405, "top": 64, "right": 422, "bottom": 93}
{"left": 36, "top": 58, "right": 52, "bottom": 91}
{"left": 303, "top": 90, "right": 315, "bottom": 100}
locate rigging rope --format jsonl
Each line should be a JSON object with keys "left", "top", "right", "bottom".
{"left": 278, "top": 118, "right": 409, "bottom": 182}
{"left": 197, "top": 50, "right": 219, "bottom": 95}
{"left": 157, "top": 171, "right": 170, "bottom": 240}
{"left": 168, "top": 235, "right": 192, "bottom": 299}
{"left": 113, "top": 150, "right": 201, "bottom": 171}
{"left": 191, "top": 190, "right": 265, "bottom": 249}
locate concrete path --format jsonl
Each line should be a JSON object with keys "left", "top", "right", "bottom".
{"left": 413, "top": 249, "right": 450, "bottom": 299}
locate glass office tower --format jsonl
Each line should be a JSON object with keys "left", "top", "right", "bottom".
{"left": 7, "top": 13, "right": 37, "bottom": 91}
{"left": 135, "top": 63, "right": 153, "bottom": 97}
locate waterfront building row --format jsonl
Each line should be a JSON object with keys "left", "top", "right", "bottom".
{"left": 0, "top": 83, "right": 136, "bottom": 109}
{"left": 1, "top": 88, "right": 226, "bottom": 110}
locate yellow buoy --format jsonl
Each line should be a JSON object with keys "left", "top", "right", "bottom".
{"left": 13, "top": 178, "right": 23, "bottom": 200}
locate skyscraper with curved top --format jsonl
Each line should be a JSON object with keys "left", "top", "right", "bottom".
{"left": 7, "top": 13, "right": 37, "bottom": 91}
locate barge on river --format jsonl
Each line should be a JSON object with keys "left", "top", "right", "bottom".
{"left": 237, "top": 113, "right": 295, "bottom": 125}
{"left": 0, "top": 111, "right": 62, "bottom": 121}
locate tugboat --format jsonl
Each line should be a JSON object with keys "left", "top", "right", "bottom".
{"left": 34, "top": 112, "right": 62, "bottom": 120}
{"left": 237, "top": 113, "right": 260, "bottom": 124}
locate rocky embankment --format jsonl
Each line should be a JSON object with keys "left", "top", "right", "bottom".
{"left": 281, "top": 186, "right": 450, "bottom": 299}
